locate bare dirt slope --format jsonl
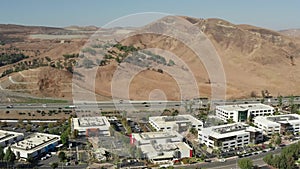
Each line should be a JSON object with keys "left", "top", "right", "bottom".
{"left": 1, "top": 17, "right": 300, "bottom": 101}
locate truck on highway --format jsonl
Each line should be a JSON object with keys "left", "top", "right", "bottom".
{"left": 65, "top": 105, "right": 77, "bottom": 109}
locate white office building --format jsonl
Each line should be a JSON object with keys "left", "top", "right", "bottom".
{"left": 149, "top": 115, "right": 203, "bottom": 135}
{"left": 199, "top": 123, "right": 263, "bottom": 150}
{"left": 131, "top": 131, "right": 192, "bottom": 164}
{"left": 8, "top": 133, "right": 60, "bottom": 159}
{"left": 216, "top": 103, "right": 274, "bottom": 122}
{"left": 72, "top": 116, "right": 110, "bottom": 137}
{"left": 254, "top": 114, "right": 300, "bottom": 136}
{"left": 0, "top": 130, "right": 24, "bottom": 147}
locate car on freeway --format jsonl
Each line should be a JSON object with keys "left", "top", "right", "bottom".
{"left": 6, "top": 105, "right": 13, "bottom": 108}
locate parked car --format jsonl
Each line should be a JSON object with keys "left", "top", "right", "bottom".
{"left": 218, "top": 158, "right": 226, "bottom": 162}
{"left": 204, "top": 159, "right": 212, "bottom": 163}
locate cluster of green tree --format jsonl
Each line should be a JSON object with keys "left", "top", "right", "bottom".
{"left": 238, "top": 158, "right": 254, "bottom": 169}
{"left": 189, "top": 127, "right": 198, "bottom": 136}
{"left": 58, "top": 151, "right": 66, "bottom": 162}
{"left": 288, "top": 95, "right": 300, "bottom": 114}
{"left": 0, "top": 53, "right": 29, "bottom": 67}
{"left": 121, "top": 117, "right": 132, "bottom": 134}
{"left": 63, "top": 53, "right": 79, "bottom": 59}
{"left": 51, "top": 57, "right": 77, "bottom": 73}
{"left": 167, "top": 59, "right": 175, "bottom": 66}
{"left": 96, "top": 58, "right": 107, "bottom": 66}
{"left": 1, "top": 53, "right": 78, "bottom": 77}
{"left": 104, "top": 54, "right": 113, "bottom": 60}
{"left": 113, "top": 43, "right": 138, "bottom": 53}
{"left": 144, "top": 50, "right": 167, "bottom": 65}
{"left": 124, "top": 52, "right": 150, "bottom": 67}
{"left": 1, "top": 57, "right": 50, "bottom": 77}
{"left": 0, "top": 146, "right": 16, "bottom": 164}
{"left": 263, "top": 141, "right": 300, "bottom": 169}
{"left": 197, "top": 111, "right": 208, "bottom": 122}
{"left": 161, "top": 109, "right": 179, "bottom": 116}
{"left": 60, "top": 117, "right": 72, "bottom": 146}
{"left": 270, "top": 133, "right": 282, "bottom": 146}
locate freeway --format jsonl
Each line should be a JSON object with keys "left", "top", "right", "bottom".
{"left": 0, "top": 101, "right": 185, "bottom": 111}
{"left": 0, "top": 96, "right": 299, "bottom": 112}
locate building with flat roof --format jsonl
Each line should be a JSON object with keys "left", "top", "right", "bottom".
{"left": 131, "top": 131, "right": 192, "bottom": 164}
{"left": 216, "top": 103, "right": 274, "bottom": 122}
{"left": 199, "top": 123, "right": 263, "bottom": 150}
{"left": 72, "top": 116, "right": 110, "bottom": 137}
{"left": 254, "top": 114, "right": 300, "bottom": 136}
{"left": 149, "top": 115, "right": 203, "bottom": 136}
{"left": 0, "top": 130, "right": 24, "bottom": 147}
{"left": 8, "top": 133, "right": 60, "bottom": 159}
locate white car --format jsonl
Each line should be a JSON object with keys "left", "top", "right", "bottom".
{"left": 218, "top": 158, "right": 226, "bottom": 162}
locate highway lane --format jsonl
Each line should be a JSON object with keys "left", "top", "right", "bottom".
{"left": 0, "top": 96, "right": 299, "bottom": 111}
{"left": 0, "top": 101, "right": 186, "bottom": 111}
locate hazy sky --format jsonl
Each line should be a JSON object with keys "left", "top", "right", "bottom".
{"left": 1, "top": 0, "right": 299, "bottom": 30}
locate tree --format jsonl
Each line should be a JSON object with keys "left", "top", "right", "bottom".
{"left": 50, "top": 162, "right": 58, "bottom": 169}
{"left": 238, "top": 158, "right": 253, "bottom": 169}
{"left": 278, "top": 95, "right": 283, "bottom": 107}
{"left": 213, "top": 148, "right": 221, "bottom": 158}
{"left": 27, "top": 156, "right": 34, "bottom": 164}
{"left": 61, "top": 131, "right": 69, "bottom": 146}
{"left": 72, "top": 129, "right": 79, "bottom": 139}
{"left": 58, "top": 151, "right": 66, "bottom": 162}
{"left": 263, "top": 154, "right": 273, "bottom": 165}
{"left": 157, "top": 69, "right": 163, "bottom": 74}
{"left": 197, "top": 111, "right": 208, "bottom": 123}
{"left": 261, "top": 90, "right": 266, "bottom": 98}
{"left": 227, "top": 118, "right": 234, "bottom": 124}
{"left": 48, "top": 123, "right": 54, "bottom": 129}
{"left": 189, "top": 127, "right": 198, "bottom": 136}
{"left": 250, "top": 91, "right": 257, "bottom": 98}
{"left": 3, "top": 147, "right": 16, "bottom": 163}
{"left": 261, "top": 98, "right": 265, "bottom": 104}
{"left": 26, "top": 124, "right": 32, "bottom": 132}
{"left": 0, "top": 146, "right": 4, "bottom": 161}
{"left": 275, "top": 135, "right": 282, "bottom": 146}
{"left": 172, "top": 109, "right": 179, "bottom": 116}
{"left": 289, "top": 95, "right": 296, "bottom": 113}
{"left": 17, "top": 119, "right": 24, "bottom": 128}
{"left": 0, "top": 121, "right": 7, "bottom": 127}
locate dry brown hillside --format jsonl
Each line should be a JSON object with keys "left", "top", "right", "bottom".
{"left": 280, "top": 29, "right": 300, "bottom": 40}
{"left": 116, "top": 16, "right": 300, "bottom": 99}
{"left": 1, "top": 17, "right": 300, "bottom": 101}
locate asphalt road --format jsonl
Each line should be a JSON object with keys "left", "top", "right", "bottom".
{"left": 177, "top": 148, "right": 282, "bottom": 169}
{"left": 0, "top": 96, "right": 299, "bottom": 112}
